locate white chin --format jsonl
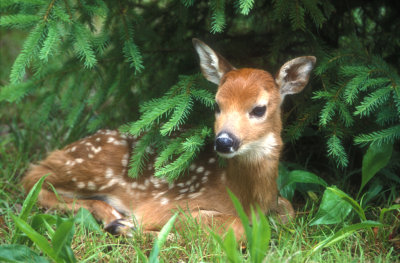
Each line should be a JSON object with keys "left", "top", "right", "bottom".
{"left": 216, "top": 152, "right": 237, "bottom": 159}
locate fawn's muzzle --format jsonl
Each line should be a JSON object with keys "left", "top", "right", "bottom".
{"left": 215, "top": 132, "right": 240, "bottom": 154}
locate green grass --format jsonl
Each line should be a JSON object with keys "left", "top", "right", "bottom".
{"left": 0, "top": 123, "right": 399, "bottom": 262}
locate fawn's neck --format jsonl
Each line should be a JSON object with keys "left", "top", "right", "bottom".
{"left": 225, "top": 154, "right": 280, "bottom": 213}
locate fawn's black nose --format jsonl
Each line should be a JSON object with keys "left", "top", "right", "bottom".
{"left": 215, "top": 132, "right": 239, "bottom": 154}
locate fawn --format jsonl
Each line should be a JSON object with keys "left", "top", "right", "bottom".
{"left": 22, "top": 39, "right": 316, "bottom": 239}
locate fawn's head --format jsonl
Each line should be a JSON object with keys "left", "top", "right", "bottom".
{"left": 193, "top": 39, "right": 316, "bottom": 162}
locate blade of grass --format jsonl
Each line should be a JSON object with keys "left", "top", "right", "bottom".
{"left": 19, "top": 175, "right": 48, "bottom": 221}
{"left": 149, "top": 212, "right": 178, "bottom": 263}
{"left": 11, "top": 214, "right": 59, "bottom": 262}
{"left": 308, "top": 220, "right": 382, "bottom": 256}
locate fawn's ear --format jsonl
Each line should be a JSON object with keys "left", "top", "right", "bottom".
{"left": 192, "top": 38, "right": 235, "bottom": 85}
{"left": 275, "top": 56, "right": 316, "bottom": 99}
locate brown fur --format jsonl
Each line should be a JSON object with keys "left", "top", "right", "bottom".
{"left": 22, "top": 40, "right": 315, "bottom": 240}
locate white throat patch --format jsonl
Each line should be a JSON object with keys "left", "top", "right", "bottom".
{"left": 236, "top": 132, "right": 278, "bottom": 161}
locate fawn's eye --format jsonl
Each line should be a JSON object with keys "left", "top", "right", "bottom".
{"left": 214, "top": 103, "right": 221, "bottom": 114}
{"left": 250, "top": 106, "right": 267, "bottom": 117}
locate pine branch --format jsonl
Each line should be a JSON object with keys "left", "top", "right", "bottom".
{"left": 39, "top": 22, "right": 60, "bottom": 62}
{"left": 327, "top": 134, "right": 348, "bottom": 167}
{"left": 376, "top": 107, "right": 398, "bottom": 126}
{"left": 301, "top": 0, "right": 326, "bottom": 28}
{"left": 191, "top": 88, "right": 215, "bottom": 108}
{"left": 181, "top": 0, "right": 195, "bottom": 7}
{"left": 123, "top": 40, "right": 144, "bottom": 74}
{"left": 128, "top": 130, "right": 158, "bottom": 178}
{"left": 0, "top": 0, "right": 46, "bottom": 8}
{"left": 337, "top": 102, "right": 354, "bottom": 127}
{"left": 10, "top": 22, "right": 46, "bottom": 83}
{"left": 0, "top": 15, "right": 41, "bottom": 28}
{"left": 155, "top": 127, "right": 211, "bottom": 180}
{"left": 393, "top": 88, "right": 400, "bottom": 114}
{"left": 160, "top": 95, "right": 193, "bottom": 136}
{"left": 354, "top": 125, "right": 400, "bottom": 146}
{"left": 289, "top": 0, "right": 306, "bottom": 31}
{"left": 127, "top": 97, "right": 178, "bottom": 136}
{"left": 272, "top": 0, "right": 290, "bottom": 21}
{"left": 210, "top": 0, "right": 226, "bottom": 33}
{"left": 354, "top": 87, "right": 391, "bottom": 117}
{"left": 319, "top": 100, "right": 336, "bottom": 126}
{"left": 238, "top": 0, "right": 254, "bottom": 15}
{"left": 53, "top": 4, "right": 72, "bottom": 22}
{"left": 72, "top": 22, "right": 97, "bottom": 68}
{"left": 66, "top": 104, "right": 85, "bottom": 128}
{"left": 0, "top": 81, "right": 34, "bottom": 102}
{"left": 34, "top": 94, "right": 55, "bottom": 126}
{"left": 154, "top": 137, "right": 185, "bottom": 170}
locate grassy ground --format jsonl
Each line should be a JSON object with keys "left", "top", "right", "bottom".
{"left": 0, "top": 124, "right": 399, "bottom": 262}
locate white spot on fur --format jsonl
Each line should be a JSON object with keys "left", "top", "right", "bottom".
{"left": 153, "top": 190, "right": 168, "bottom": 199}
{"left": 77, "top": 182, "right": 85, "bottom": 189}
{"left": 105, "top": 130, "right": 118, "bottom": 136}
{"left": 201, "top": 176, "right": 208, "bottom": 183}
{"left": 175, "top": 195, "right": 184, "bottom": 200}
{"left": 204, "top": 171, "right": 211, "bottom": 176}
{"left": 179, "top": 188, "right": 188, "bottom": 193}
{"left": 75, "top": 158, "right": 84, "bottom": 163}
{"left": 71, "top": 146, "right": 77, "bottom": 152}
{"left": 144, "top": 179, "right": 150, "bottom": 187}
{"left": 189, "top": 164, "right": 196, "bottom": 171}
{"left": 189, "top": 185, "right": 195, "bottom": 192}
{"left": 99, "top": 178, "right": 118, "bottom": 191}
{"left": 221, "top": 172, "right": 227, "bottom": 182}
{"left": 92, "top": 146, "right": 102, "bottom": 154}
{"left": 87, "top": 181, "right": 96, "bottom": 190}
{"left": 122, "top": 154, "right": 129, "bottom": 167}
{"left": 96, "top": 137, "right": 101, "bottom": 142}
{"left": 177, "top": 183, "right": 184, "bottom": 187}
{"left": 113, "top": 140, "right": 127, "bottom": 146}
{"left": 107, "top": 137, "right": 115, "bottom": 143}
{"left": 188, "top": 192, "right": 202, "bottom": 199}
{"left": 208, "top": 158, "right": 216, "bottom": 164}
{"left": 131, "top": 182, "right": 138, "bottom": 189}
{"left": 196, "top": 166, "right": 205, "bottom": 173}
{"left": 160, "top": 197, "right": 169, "bottom": 205}
{"left": 72, "top": 177, "right": 77, "bottom": 182}
{"left": 88, "top": 154, "right": 94, "bottom": 159}
{"left": 138, "top": 184, "right": 147, "bottom": 190}
{"left": 105, "top": 168, "right": 114, "bottom": 178}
